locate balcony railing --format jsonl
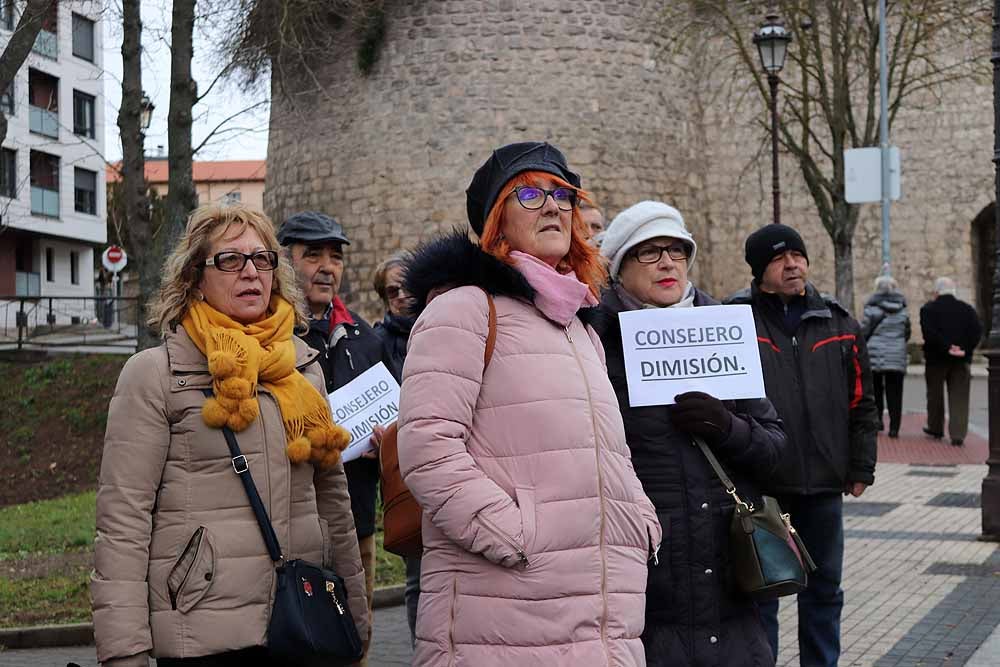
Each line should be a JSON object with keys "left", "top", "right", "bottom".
{"left": 30, "top": 185, "right": 59, "bottom": 217}
{"left": 29, "top": 105, "right": 58, "bottom": 138}
{"left": 32, "top": 29, "right": 57, "bottom": 58}
{"left": 15, "top": 272, "right": 41, "bottom": 297}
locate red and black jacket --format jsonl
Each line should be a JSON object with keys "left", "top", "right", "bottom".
{"left": 726, "top": 282, "right": 878, "bottom": 495}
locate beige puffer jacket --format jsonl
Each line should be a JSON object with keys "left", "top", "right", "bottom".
{"left": 91, "top": 326, "right": 369, "bottom": 664}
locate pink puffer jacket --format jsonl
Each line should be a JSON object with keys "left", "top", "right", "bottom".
{"left": 398, "top": 235, "right": 662, "bottom": 667}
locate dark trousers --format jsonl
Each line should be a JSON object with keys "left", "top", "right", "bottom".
{"left": 404, "top": 554, "right": 421, "bottom": 647}
{"left": 759, "top": 493, "right": 844, "bottom": 667}
{"left": 872, "top": 371, "right": 904, "bottom": 435}
{"left": 157, "top": 647, "right": 268, "bottom": 666}
{"left": 925, "top": 361, "right": 971, "bottom": 441}
{"left": 157, "top": 648, "right": 322, "bottom": 667}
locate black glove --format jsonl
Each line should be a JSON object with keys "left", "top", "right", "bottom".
{"left": 667, "top": 391, "right": 733, "bottom": 443}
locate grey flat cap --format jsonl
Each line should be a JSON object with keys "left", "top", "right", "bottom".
{"left": 277, "top": 211, "right": 351, "bottom": 246}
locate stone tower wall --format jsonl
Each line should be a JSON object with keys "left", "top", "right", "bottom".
{"left": 266, "top": 1, "right": 995, "bottom": 337}
{"left": 266, "top": 0, "right": 693, "bottom": 320}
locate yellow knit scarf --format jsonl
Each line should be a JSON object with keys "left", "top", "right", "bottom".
{"left": 181, "top": 296, "right": 350, "bottom": 469}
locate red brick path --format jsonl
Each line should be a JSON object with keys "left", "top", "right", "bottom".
{"left": 876, "top": 412, "right": 988, "bottom": 465}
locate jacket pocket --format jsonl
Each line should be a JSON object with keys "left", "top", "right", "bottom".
{"left": 318, "top": 518, "right": 331, "bottom": 568}
{"left": 474, "top": 512, "right": 528, "bottom": 568}
{"left": 167, "top": 526, "right": 216, "bottom": 613}
{"left": 515, "top": 487, "right": 536, "bottom": 555}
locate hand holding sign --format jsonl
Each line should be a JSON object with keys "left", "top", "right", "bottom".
{"left": 618, "top": 305, "right": 766, "bottom": 407}
{"left": 327, "top": 363, "right": 400, "bottom": 463}
{"left": 667, "top": 391, "right": 733, "bottom": 444}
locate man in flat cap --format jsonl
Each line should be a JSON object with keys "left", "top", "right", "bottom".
{"left": 278, "top": 211, "right": 388, "bottom": 665}
{"left": 726, "top": 223, "right": 878, "bottom": 667}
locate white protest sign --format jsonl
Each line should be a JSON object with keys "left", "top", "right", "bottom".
{"left": 618, "top": 304, "right": 765, "bottom": 407}
{"left": 328, "top": 362, "right": 400, "bottom": 463}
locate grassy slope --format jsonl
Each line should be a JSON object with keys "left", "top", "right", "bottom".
{"left": 0, "top": 355, "right": 405, "bottom": 629}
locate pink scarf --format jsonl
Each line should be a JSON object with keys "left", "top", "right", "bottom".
{"left": 510, "top": 251, "right": 597, "bottom": 327}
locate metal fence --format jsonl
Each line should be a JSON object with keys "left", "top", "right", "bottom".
{"left": 0, "top": 296, "right": 139, "bottom": 352}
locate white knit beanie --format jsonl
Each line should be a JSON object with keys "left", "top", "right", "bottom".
{"left": 601, "top": 201, "right": 697, "bottom": 277}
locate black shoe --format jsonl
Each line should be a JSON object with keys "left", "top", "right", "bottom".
{"left": 888, "top": 430, "right": 899, "bottom": 439}
{"left": 923, "top": 427, "right": 944, "bottom": 439}
{"left": 951, "top": 438, "right": 964, "bottom": 446}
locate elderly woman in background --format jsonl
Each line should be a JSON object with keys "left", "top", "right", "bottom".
{"left": 371, "top": 252, "right": 422, "bottom": 644}
{"left": 861, "top": 275, "right": 911, "bottom": 438}
{"left": 372, "top": 252, "right": 414, "bottom": 383}
{"left": 91, "top": 204, "right": 369, "bottom": 666}
{"left": 397, "top": 142, "right": 661, "bottom": 666}
{"left": 594, "top": 201, "right": 787, "bottom": 667}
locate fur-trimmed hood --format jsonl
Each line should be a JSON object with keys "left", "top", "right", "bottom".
{"left": 403, "top": 230, "right": 603, "bottom": 327}
{"left": 403, "top": 230, "right": 536, "bottom": 317}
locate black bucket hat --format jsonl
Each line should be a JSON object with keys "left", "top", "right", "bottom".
{"left": 465, "top": 142, "right": 581, "bottom": 236}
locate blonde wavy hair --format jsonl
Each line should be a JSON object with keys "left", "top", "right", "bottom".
{"left": 148, "top": 203, "right": 308, "bottom": 334}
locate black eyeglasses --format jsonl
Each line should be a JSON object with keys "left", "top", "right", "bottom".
{"left": 510, "top": 185, "right": 577, "bottom": 211}
{"left": 205, "top": 250, "right": 279, "bottom": 272}
{"left": 632, "top": 243, "right": 689, "bottom": 264}
{"left": 385, "top": 285, "right": 409, "bottom": 299}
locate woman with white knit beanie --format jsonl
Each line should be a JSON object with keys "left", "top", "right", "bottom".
{"left": 592, "top": 200, "right": 788, "bottom": 667}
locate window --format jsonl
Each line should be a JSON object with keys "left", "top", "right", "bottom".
{"left": 32, "top": 3, "right": 58, "bottom": 58}
{"left": 73, "top": 91, "right": 95, "bottom": 138}
{"left": 28, "top": 69, "right": 59, "bottom": 138}
{"left": 70, "top": 251, "right": 79, "bottom": 285}
{"left": 0, "top": 82, "right": 12, "bottom": 116}
{"left": 74, "top": 168, "right": 96, "bottom": 214}
{"left": 223, "top": 191, "right": 241, "bottom": 204}
{"left": 30, "top": 150, "right": 59, "bottom": 217}
{"left": 1, "top": 0, "right": 14, "bottom": 31}
{"left": 0, "top": 148, "right": 14, "bottom": 198}
{"left": 45, "top": 248, "right": 54, "bottom": 282}
{"left": 72, "top": 14, "right": 94, "bottom": 62}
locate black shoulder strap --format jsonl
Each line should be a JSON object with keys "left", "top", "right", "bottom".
{"left": 203, "top": 389, "right": 283, "bottom": 562}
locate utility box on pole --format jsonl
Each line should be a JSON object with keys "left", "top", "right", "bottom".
{"left": 844, "top": 147, "right": 901, "bottom": 203}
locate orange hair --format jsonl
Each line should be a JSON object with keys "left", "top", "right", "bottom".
{"left": 478, "top": 171, "right": 608, "bottom": 297}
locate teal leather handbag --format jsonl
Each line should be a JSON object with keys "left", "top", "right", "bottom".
{"left": 694, "top": 437, "right": 817, "bottom": 600}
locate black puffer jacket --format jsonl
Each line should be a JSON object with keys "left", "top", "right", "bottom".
{"left": 725, "top": 282, "right": 878, "bottom": 495}
{"left": 373, "top": 312, "right": 414, "bottom": 383}
{"left": 594, "top": 285, "right": 785, "bottom": 667}
{"left": 300, "top": 308, "right": 387, "bottom": 538}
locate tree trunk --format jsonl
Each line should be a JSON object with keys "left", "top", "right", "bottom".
{"left": 833, "top": 230, "right": 855, "bottom": 314}
{"left": 164, "top": 0, "right": 198, "bottom": 249}
{"left": 118, "top": 0, "right": 158, "bottom": 350}
{"left": 0, "top": 0, "right": 51, "bottom": 148}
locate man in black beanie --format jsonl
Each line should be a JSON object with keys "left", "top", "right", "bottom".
{"left": 726, "top": 224, "right": 878, "bottom": 667}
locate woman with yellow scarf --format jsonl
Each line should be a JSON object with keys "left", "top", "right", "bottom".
{"left": 92, "top": 204, "right": 370, "bottom": 666}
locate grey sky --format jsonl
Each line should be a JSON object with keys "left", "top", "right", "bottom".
{"left": 101, "top": 0, "right": 269, "bottom": 163}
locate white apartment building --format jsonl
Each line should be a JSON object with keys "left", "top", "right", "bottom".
{"left": 0, "top": 0, "right": 106, "bottom": 315}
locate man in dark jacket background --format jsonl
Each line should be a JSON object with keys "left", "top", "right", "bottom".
{"left": 919, "top": 277, "right": 982, "bottom": 446}
{"left": 726, "top": 224, "right": 879, "bottom": 667}
{"left": 278, "top": 211, "right": 387, "bottom": 666}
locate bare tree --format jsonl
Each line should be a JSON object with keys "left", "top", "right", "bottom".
{"left": 659, "top": 1, "right": 988, "bottom": 311}
{"left": 117, "top": 0, "right": 161, "bottom": 349}
{"left": 165, "top": 0, "right": 198, "bottom": 249}
{"left": 0, "top": 0, "right": 52, "bottom": 147}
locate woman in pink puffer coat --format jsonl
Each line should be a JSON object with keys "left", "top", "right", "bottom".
{"left": 397, "top": 142, "right": 661, "bottom": 667}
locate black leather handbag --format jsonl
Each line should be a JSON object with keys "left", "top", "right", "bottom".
{"left": 210, "top": 391, "right": 364, "bottom": 664}
{"left": 694, "top": 436, "right": 817, "bottom": 601}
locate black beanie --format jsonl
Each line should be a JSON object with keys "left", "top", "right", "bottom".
{"left": 744, "top": 224, "right": 809, "bottom": 281}
{"left": 465, "top": 142, "right": 581, "bottom": 236}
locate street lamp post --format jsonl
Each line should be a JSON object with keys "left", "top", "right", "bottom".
{"left": 982, "top": 0, "right": 1000, "bottom": 540}
{"left": 753, "top": 13, "right": 792, "bottom": 225}
{"left": 140, "top": 93, "right": 155, "bottom": 134}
